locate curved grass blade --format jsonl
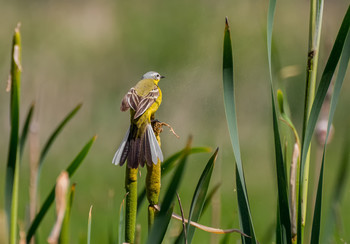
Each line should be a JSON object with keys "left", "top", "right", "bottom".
{"left": 267, "top": 0, "right": 292, "bottom": 242}
{"left": 297, "top": 6, "right": 350, "bottom": 242}
{"left": 87, "top": 205, "right": 93, "bottom": 244}
{"left": 5, "top": 24, "right": 21, "bottom": 244}
{"left": 186, "top": 148, "right": 218, "bottom": 243}
{"left": 26, "top": 136, "right": 96, "bottom": 242}
{"left": 277, "top": 90, "right": 300, "bottom": 148}
{"left": 310, "top": 24, "right": 350, "bottom": 243}
{"left": 19, "top": 102, "right": 35, "bottom": 159}
{"left": 146, "top": 140, "right": 191, "bottom": 244}
{"left": 59, "top": 183, "right": 76, "bottom": 244}
{"left": 223, "top": 17, "right": 256, "bottom": 244}
{"left": 137, "top": 147, "right": 211, "bottom": 211}
{"left": 39, "top": 103, "right": 82, "bottom": 170}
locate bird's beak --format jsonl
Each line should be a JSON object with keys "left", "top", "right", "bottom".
{"left": 160, "top": 75, "right": 165, "bottom": 79}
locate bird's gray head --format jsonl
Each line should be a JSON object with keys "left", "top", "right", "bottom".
{"left": 142, "top": 71, "right": 165, "bottom": 81}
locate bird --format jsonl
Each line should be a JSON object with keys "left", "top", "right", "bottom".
{"left": 112, "top": 71, "right": 165, "bottom": 168}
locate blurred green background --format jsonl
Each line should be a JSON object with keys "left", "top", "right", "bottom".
{"left": 0, "top": 0, "right": 349, "bottom": 243}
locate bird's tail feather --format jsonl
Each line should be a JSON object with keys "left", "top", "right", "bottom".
{"left": 112, "top": 127, "right": 130, "bottom": 166}
{"left": 112, "top": 124, "right": 163, "bottom": 168}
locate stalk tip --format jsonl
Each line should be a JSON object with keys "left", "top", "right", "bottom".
{"left": 225, "top": 17, "right": 230, "bottom": 29}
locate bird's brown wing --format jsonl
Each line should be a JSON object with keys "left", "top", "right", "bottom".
{"left": 120, "top": 86, "right": 159, "bottom": 119}
{"left": 133, "top": 87, "right": 159, "bottom": 119}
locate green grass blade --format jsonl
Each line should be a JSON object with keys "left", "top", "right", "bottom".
{"left": 310, "top": 24, "right": 350, "bottom": 243}
{"left": 223, "top": 17, "right": 256, "bottom": 243}
{"left": 26, "top": 136, "right": 96, "bottom": 242}
{"left": 19, "top": 102, "right": 35, "bottom": 159}
{"left": 186, "top": 148, "right": 218, "bottom": 243}
{"left": 137, "top": 147, "right": 211, "bottom": 211}
{"left": 118, "top": 198, "right": 125, "bottom": 244}
{"left": 297, "top": 6, "right": 350, "bottom": 242}
{"left": 299, "top": 5, "right": 350, "bottom": 178}
{"left": 277, "top": 90, "right": 301, "bottom": 148}
{"left": 271, "top": 98, "right": 291, "bottom": 243}
{"left": 5, "top": 24, "right": 21, "bottom": 244}
{"left": 39, "top": 103, "right": 82, "bottom": 169}
{"left": 59, "top": 183, "right": 76, "bottom": 244}
{"left": 146, "top": 141, "right": 190, "bottom": 244}
{"left": 267, "top": 0, "right": 292, "bottom": 242}
{"left": 310, "top": 160, "right": 324, "bottom": 244}
{"left": 87, "top": 205, "right": 93, "bottom": 244}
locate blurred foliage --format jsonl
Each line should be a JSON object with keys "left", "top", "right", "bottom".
{"left": 0, "top": 0, "right": 349, "bottom": 243}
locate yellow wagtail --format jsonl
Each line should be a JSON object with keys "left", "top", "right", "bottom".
{"left": 112, "top": 71, "right": 165, "bottom": 168}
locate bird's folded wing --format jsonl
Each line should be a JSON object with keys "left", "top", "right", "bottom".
{"left": 134, "top": 87, "right": 159, "bottom": 119}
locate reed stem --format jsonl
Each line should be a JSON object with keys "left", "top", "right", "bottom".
{"left": 300, "top": 0, "right": 324, "bottom": 240}
{"left": 146, "top": 119, "right": 162, "bottom": 232}
{"left": 6, "top": 24, "right": 21, "bottom": 244}
{"left": 125, "top": 167, "right": 138, "bottom": 243}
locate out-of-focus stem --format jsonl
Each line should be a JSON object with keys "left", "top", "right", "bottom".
{"left": 300, "top": 0, "right": 324, "bottom": 239}
{"left": 290, "top": 143, "right": 300, "bottom": 243}
{"left": 29, "top": 122, "right": 40, "bottom": 238}
{"left": 125, "top": 167, "right": 138, "bottom": 243}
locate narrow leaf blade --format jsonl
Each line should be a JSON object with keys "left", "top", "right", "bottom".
{"left": 137, "top": 147, "right": 211, "bottom": 211}
{"left": 186, "top": 148, "right": 218, "bottom": 243}
{"left": 298, "top": 5, "right": 350, "bottom": 241}
{"left": 26, "top": 136, "right": 96, "bottom": 242}
{"left": 5, "top": 24, "right": 21, "bottom": 244}
{"left": 223, "top": 17, "right": 256, "bottom": 243}
{"left": 146, "top": 141, "right": 190, "bottom": 244}
{"left": 310, "top": 20, "right": 350, "bottom": 243}
{"left": 19, "top": 102, "right": 35, "bottom": 159}
{"left": 39, "top": 103, "right": 82, "bottom": 169}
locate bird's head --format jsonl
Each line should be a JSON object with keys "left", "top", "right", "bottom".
{"left": 142, "top": 71, "right": 165, "bottom": 83}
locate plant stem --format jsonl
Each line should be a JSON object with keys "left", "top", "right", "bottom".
{"left": 300, "top": 0, "right": 324, "bottom": 240}
{"left": 125, "top": 167, "right": 138, "bottom": 243}
{"left": 146, "top": 119, "right": 162, "bottom": 232}
{"left": 5, "top": 24, "right": 21, "bottom": 244}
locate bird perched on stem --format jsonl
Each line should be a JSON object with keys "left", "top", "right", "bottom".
{"left": 113, "top": 71, "right": 165, "bottom": 168}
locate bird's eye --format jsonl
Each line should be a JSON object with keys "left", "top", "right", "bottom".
{"left": 156, "top": 74, "right": 160, "bottom": 77}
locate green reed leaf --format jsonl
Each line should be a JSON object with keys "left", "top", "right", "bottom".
{"left": 223, "top": 17, "right": 256, "bottom": 243}
{"left": 39, "top": 103, "right": 82, "bottom": 170}
{"left": 146, "top": 140, "right": 190, "bottom": 244}
{"left": 19, "top": 102, "right": 35, "bottom": 159}
{"left": 59, "top": 183, "right": 76, "bottom": 244}
{"left": 26, "top": 136, "right": 96, "bottom": 242}
{"left": 5, "top": 24, "right": 21, "bottom": 244}
{"left": 137, "top": 147, "right": 211, "bottom": 211}
{"left": 310, "top": 18, "right": 350, "bottom": 243}
{"left": 267, "top": 0, "right": 292, "bottom": 242}
{"left": 186, "top": 148, "right": 218, "bottom": 243}
{"left": 298, "top": 5, "right": 350, "bottom": 243}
